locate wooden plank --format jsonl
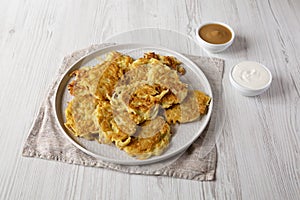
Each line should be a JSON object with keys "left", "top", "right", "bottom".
{"left": 0, "top": 0, "right": 299, "bottom": 199}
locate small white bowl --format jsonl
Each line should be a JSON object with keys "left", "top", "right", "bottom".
{"left": 229, "top": 61, "right": 272, "bottom": 96}
{"left": 196, "top": 21, "right": 235, "bottom": 53}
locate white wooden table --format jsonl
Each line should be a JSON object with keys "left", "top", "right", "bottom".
{"left": 1, "top": 0, "right": 299, "bottom": 199}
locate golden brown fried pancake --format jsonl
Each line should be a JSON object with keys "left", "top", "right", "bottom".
{"left": 111, "top": 82, "right": 165, "bottom": 127}
{"left": 144, "top": 52, "right": 186, "bottom": 75}
{"left": 94, "top": 62, "right": 123, "bottom": 100}
{"left": 108, "top": 51, "right": 134, "bottom": 71}
{"left": 194, "top": 90, "right": 211, "bottom": 115}
{"left": 160, "top": 90, "right": 179, "bottom": 108}
{"left": 94, "top": 101, "right": 132, "bottom": 147}
{"left": 117, "top": 58, "right": 188, "bottom": 103}
{"left": 164, "top": 90, "right": 211, "bottom": 124}
{"left": 68, "top": 51, "right": 133, "bottom": 100}
{"left": 128, "top": 83, "right": 169, "bottom": 123}
{"left": 123, "top": 116, "right": 171, "bottom": 159}
{"left": 110, "top": 85, "right": 138, "bottom": 136}
{"left": 116, "top": 65, "right": 148, "bottom": 87}
{"left": 147, "top": 59, "right": 188, "bottom": 102}
{"left": 64, "top": 94, "right": 99, "bottom": 139}
{"left": 68, "top": 65, "right": 104, "bottom": 97}
{"left": 94, "top": 53, "right": 134, "bottom": 100}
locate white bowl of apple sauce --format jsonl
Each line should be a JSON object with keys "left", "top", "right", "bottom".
{"left": 196, "top": 22, "right": 235, "bottom": 53}
{"left": 229, "top": 61, "right": 272, "bottom": 96}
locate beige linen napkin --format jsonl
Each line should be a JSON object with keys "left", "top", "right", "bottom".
{"left": 22, "top": 44, "right": 224, "bottom": 181}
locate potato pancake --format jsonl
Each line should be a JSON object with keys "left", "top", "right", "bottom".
{"left": 123, "top": 117, "right": 171, "bottom": 159}
{"left": 164, "top": 90, "right": 211, "bottom": 124}
{"left": 64, "top": 94, "right": 99, "bottom": 139}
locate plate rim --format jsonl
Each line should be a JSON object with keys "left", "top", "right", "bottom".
{"left": 54, "top": 43, "right": 213, "bottom": 165}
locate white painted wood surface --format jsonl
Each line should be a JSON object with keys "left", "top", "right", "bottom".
{"left": 0, "top": 0, "right": 299, "bottom": 199}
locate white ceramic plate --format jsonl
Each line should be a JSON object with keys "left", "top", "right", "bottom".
{"left": 54, "top": 43, "right": 213, "bottom": 165}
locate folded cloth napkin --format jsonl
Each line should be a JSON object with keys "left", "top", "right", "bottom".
{"left": 22, "top": 44, "right": 224, "bottom": 181}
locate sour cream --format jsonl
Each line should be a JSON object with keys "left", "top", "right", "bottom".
{"left": 229, "top": 61, "right": 272, "bottom": 96}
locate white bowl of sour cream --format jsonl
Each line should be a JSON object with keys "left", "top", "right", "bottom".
{"left": 229, "top": 61, "right": 272, "bottom": 96}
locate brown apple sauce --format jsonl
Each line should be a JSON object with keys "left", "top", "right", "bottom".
{"left": 199, "top": 23, "right": 232, "bottom": 44}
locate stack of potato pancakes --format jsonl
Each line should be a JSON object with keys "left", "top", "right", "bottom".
{"left": 65, "top": 51, "right": 211, "bottom": 159}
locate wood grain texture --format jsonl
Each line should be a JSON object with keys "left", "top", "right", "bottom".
{"left": 0, "top": 0, "right": 299, "bottom": 199}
